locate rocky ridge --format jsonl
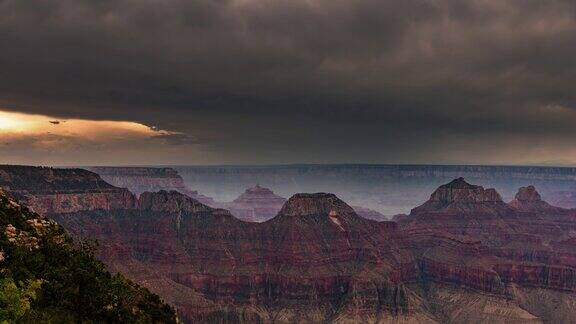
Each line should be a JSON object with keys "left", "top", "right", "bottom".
{"left": 0, "top": 165, "right": 136, "bottom": 214}
{"left": 225, "top": 185, "right": 388, "bottom": 222}
{"left": 0, "top": 188, "right": 176, "bottom": 322}
{"left": 3, "top": 166, "right": 576, "bottom": 322}
{"left": 410, "top": 177, "right": 507, "bottom": 215}
{"left": 90, "top": 166, "right": 217, "bottom": 206}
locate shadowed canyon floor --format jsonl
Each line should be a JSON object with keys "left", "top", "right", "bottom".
{"left": 2, "top": 165, "right": 576, "bottom": 323}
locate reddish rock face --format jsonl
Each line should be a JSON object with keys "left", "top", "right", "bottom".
{"left": 4, "top": 168, "right": 576, "bottom": 323}
{"left": 223, "top": 185, "right": 390, "bottom": 223}
{"left": 402, "top": 179, "right": 576, "bottom": 294}
{"left": 90, "top": 167, "right": 218, "bottom": 207}
{"left": 23, "top": 190, "right": 137, "bottom": 214}
{"left": 49, "top": 190, "right": 413, "bottom": 322}
{"left": 410, "top": 177, "right": 507, "bottom": 215}
{"left": 0, "top": 165, "right": 136, "bottom": 214}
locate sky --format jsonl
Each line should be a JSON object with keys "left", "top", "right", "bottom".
{"left": 1, "top": 0, "right": 576, "bottom": 166}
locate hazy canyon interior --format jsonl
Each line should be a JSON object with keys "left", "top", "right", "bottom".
{"left": 2, "top": 164, "right": 576, "bottom": 323}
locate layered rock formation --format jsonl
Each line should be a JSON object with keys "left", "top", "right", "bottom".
{"left": 0, "top": 188, "right": 176, "bottom": 322}
{"left": 0, "top": 165, "right": 136, "bottom": 214}
{"left": 223, "top": 185, "right": 388, "bottom": 222}
{"left": 410, "top": 177, "right": 508, "bottom": 215}
{"left": 3, "top": 166, "right": 576, "bottom": 323}
{"left": 401, "top": 178, "right": 576, "bottom": 296}
{"left": 222, "top": 185, "right": 286, "bottom": 222}
{"left": 175, "top": 164, "right": 576, "bottom": 215}
{"left": 61, "top": 184, "right": 576, "bottom": 322}
{"left": 90, "top": 166, "right": 217, "bottom": 206}
{"left": 52, "top": 190, "right": 408, "bottom": 322}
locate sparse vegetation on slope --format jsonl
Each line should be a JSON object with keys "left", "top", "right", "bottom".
{"left": 0, "top": 190, "right": 177, "bottom": 323}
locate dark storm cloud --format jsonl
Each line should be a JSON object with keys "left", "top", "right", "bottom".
{"left": 1, "top": 0, "right": 576, "bottom": 164}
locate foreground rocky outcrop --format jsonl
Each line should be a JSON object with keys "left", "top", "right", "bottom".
{"left": 3, "top": 165, "right": 576, "bottom": 323}
{"left": 0, "top": 189, "right": 176, "bottom": 323}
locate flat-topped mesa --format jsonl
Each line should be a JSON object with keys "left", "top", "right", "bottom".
{"left": 138, "top": 190, "right": 213, "bottom": 214}
{"left": 91, "top": 167, "right": 183, "bottom": 196}
{"left": 278, "top": 193, "right": 357, "bottom": 218}
{"left": 0, "top": 165, "right": 136, "bottom": 214}
{"left": 509, "top": 185, "right": 557, "bottom": 212}
{"left": 0, "top": 165, "right": 118, "bottom": 193}
{"left": 411, "top": 177, "right": 506, "bottom": 215}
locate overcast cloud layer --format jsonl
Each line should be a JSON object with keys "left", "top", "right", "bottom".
{"left": 1, "top": 0, "right": 576, "bottom": 165}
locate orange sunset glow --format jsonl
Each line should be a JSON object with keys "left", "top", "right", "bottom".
{"left": 0, "top": 109, "right": 208, "bottom": 165}
{"left": 0, "top": 110, "right": 164, "bottom": 139}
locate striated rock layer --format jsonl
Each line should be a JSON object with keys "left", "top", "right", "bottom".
{"left": 0, "top": 165, "right": 136, "bottom": 214}
{"left": 90, "top": 166, "right": 218, "bottom": 206}
{"left": 222, "top": 185, "right": 287, "bottom": 222}
{"left": 3, "top": 165, "right": 576, "bottom": 323}
{"left": 223, "top": 185, "right": 388, "bottom": 222}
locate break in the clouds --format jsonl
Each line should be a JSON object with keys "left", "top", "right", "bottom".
{"left": 0, "top": 109, "right": 209, "bottom": 165}
{"left": 1, "top": 0, "right": 576, "bottom": 165}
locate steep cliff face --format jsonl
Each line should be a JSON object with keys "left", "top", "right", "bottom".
{"left": 0, "top": 189, "right": 177, "bottom": 323}
{"left": 222, "top": 185, "right": 388, "bottom": 222}
{"left": 90, "top": 166, "right": 218, "bottom": 207}
{"left": 175, "top": 164, "right": 576, "bottom": 216}
{"left": 410, "top": 177, "right": 508, "bottom": 215}
{"left": 401, "top": 178, "right": 515, "bottom": 240}
{"left": 0, "top": 165, "right": 136, "bottom": 214}
{"left": 401, "top": 179, "right": 576, "bottom": 295}
{"left": 4, "top": 167, "right": 576, "bottom": 323}
{"left": 54, "top": 188, "right": 576, "bottom": 322}
{"left": 48, "top": 190, "right": 414, "bottom": 322}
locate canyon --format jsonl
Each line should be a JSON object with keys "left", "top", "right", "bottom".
{"left": 221, "top": 184, "right": 387, "bottom": 222}
{"left": 2, "top": 165, "right": 576, "bottom": 322}
{"left": 174, "top": 164, "right": 576, "bottom": 215}
{"left": 89, "top": 168, "right": 388, "bottom": 222}
{"left": 0, "top": 183, "right": 176, "bottom": 322}
{"left": 91, "top": 166, "right": 218, "bottom": 207}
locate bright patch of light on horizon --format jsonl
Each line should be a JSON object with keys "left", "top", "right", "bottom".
{"left": 0, "top": 112, "right": 30, "bottom": 131}
{"left": 0, "top": 109, "right": 209, "bottom": 165}
{"left": 0, "top": 109, "right": 171, "bottom": 138}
